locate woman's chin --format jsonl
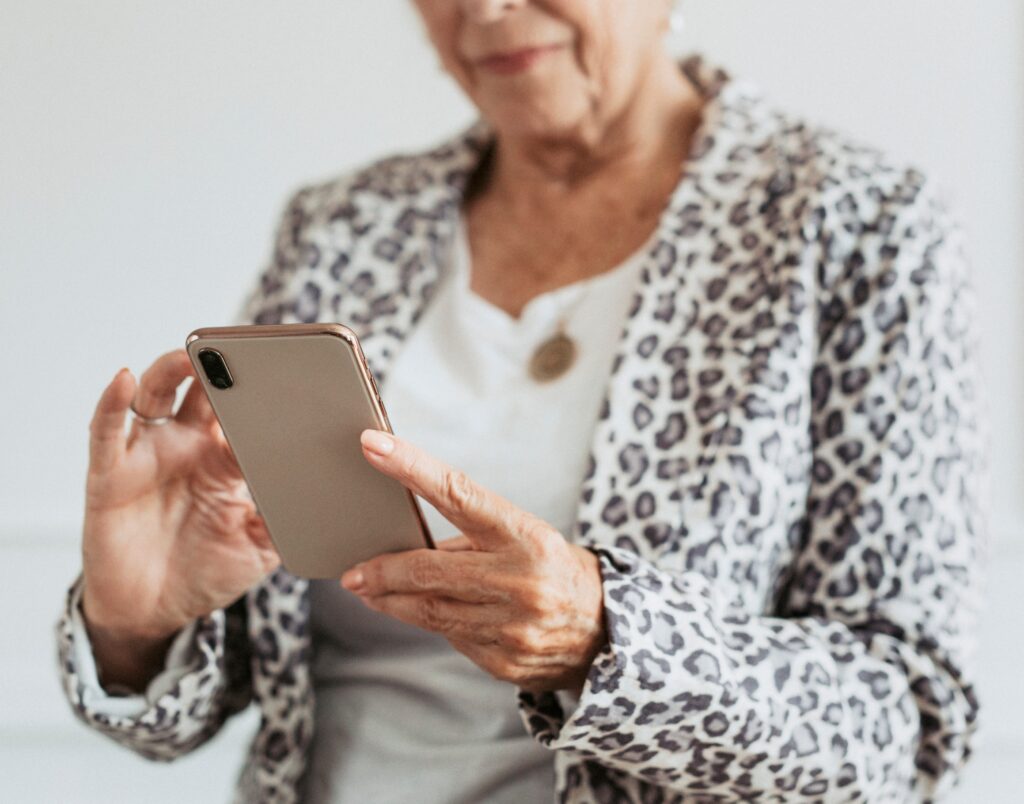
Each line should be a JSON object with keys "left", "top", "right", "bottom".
{"left": 481, "top": 103, "right": 591, "bottom": 143}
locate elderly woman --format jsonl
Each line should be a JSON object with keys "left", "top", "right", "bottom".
{"left": 55, "top": 1, "right": 987, "bottom": 802}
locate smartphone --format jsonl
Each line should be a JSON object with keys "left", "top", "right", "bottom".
{"left": 185, "top": 322, "right": 434, "bottom": 579}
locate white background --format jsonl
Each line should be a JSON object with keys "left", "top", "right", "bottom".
{"left": 1, "top": 1, "right": 1021, "bottom": 801}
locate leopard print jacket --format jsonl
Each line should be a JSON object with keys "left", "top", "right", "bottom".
{"left": 55, "top": 53, "right": 988, "bottom": 803}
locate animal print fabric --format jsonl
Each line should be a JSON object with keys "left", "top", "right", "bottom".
{"left": 54, "top": 52, "right": 988, "bottom": 803}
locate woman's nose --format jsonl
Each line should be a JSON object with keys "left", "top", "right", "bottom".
{"left": 458, "top": 0, "right": 527, "bottom": 25}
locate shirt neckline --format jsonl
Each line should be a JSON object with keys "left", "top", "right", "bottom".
{"left": 451, "top": 210, "right": 653, "bottom": 330}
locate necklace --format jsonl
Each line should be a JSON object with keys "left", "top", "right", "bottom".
{"left": 527, "top": 282, "right": 595, "bottom": 383}
{"left": 455, "top": 202, "right": 629, "bottom": 383}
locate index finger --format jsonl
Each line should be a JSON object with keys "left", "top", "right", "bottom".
{"left": 359, "top": 429, "right": 520, "bottom": 546}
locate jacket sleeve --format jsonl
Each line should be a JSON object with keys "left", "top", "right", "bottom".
{"left": 53, "top": 187, "right": 311, "bottom": 760}
{"left": 516, "top": 168, "right": 988, "bottom": 801}
{"left": 55, "top": 571, "right": 253, "bottom": 760}
{"left": 65, "top": 573, "right": 200, "bottom": 719}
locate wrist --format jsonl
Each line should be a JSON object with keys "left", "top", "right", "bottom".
{"left": 80, "top": 606, "right": 178, "bottom": 694}
{"left": 80, "top": 601, "right": 179, "bottom": 649}
{"left": 569, "top": 543, "right": 607, "bottom": 680}
{"left": 80, "top": 580, "right": 184, "bottom": 643}
{"left": 79, "top": 585, "right": 182, "bottom": 694}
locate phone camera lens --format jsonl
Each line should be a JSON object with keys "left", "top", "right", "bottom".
{"left": 198, "top": 348, "right": 234, "bottom": 390}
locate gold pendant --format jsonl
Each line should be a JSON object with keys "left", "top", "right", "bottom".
{"left": 529, "top": 331, "right": 577, "bottom": 382}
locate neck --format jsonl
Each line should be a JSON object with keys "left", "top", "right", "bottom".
{"left": 474, "top": 55, "right": 703, "bottom": 208}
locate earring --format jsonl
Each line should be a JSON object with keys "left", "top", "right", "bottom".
{"left": 669, "top": 1, "right": 685, "bottom": 34}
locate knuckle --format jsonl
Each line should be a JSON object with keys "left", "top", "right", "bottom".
{"left": 502, "top": 623, "right": 544, "bottom": 655}
{"left": 521, "top": 518, "right": 563, "bottom": 558}
{"left": 442, "top": 469, "right": 479, "bottom": 516}
{"left": 408, "top": 554, "right": 438, "bottom": 590}
{"left": 360, "top": 561, "right": 385, "bottom": 591}
{"left": 399, "top": 449, "right": 422, "bottom": 480}
{"left": 419, "top": 596, "right": 446, "bottom": 632}
{"left": 518, "top": 581, "right": 555, "bottom": 616}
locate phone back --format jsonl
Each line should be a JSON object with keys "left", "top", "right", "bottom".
{"left": 186, "top": 323, "right": 432, "bottom": 579}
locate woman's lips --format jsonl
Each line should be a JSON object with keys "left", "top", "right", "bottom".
{"left": 476, "top": 44, "right": 564, "bottom": 75}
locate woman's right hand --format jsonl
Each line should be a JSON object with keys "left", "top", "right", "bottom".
{"left": 79, "top": 349, "right": 281, "bottom": 670}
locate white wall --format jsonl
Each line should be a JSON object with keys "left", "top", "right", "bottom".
{"left": 1, "top": 1, "right": 1020, "bottom": 801}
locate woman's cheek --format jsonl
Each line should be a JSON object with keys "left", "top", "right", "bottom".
{"left": 411, "top": 3, "right": 463, "bottom": 78}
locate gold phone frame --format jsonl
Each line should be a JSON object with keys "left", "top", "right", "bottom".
{"left": 185, "top": 323, "right": 434, "bottom": 579}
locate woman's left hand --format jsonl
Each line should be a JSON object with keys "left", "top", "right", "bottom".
{"left": 340, "top": 428, "right": 607, "bottom": 695}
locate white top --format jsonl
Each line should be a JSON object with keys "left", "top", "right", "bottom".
{"left": 380, "top": 210, "right": 649, "bottom": 545}
{"left": 69, "top": 211, "right": 651, "bottom": 802}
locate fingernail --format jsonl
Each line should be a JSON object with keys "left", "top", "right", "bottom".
{"left": 361, "top": 429, "right": 394, "bottom": 456}
{"left": 341, "top": 568, "right": 364, "bottom": 591}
